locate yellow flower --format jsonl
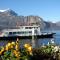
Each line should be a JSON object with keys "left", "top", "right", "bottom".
{"left": 1, "top": 47, "right": 5, "bottom": 52}
{"left": 24, "top": 44, "right": 30, "bottom": 48}
{"left": 10, "top": 45, "right": 14, "bottom": 49}
{"left": 5, "top": 45, "right": 9, "bottom": 51}
{"left": 13, "top": 50, "right": 20, "bottom": 58}
{"left": 15, "top": 54, "right": 19, "bottom": 57}
{"left": 17, "top": 52, "right": 20, "bottom": 55}
{"left": 29, "top": 52, "right": 32, "bottom": 55}
{"left": 7, "top": 43, "right": 11, "bottom": 47}
{"left": 15, "top": 52, "right": 20, "bottom": 58}
{"left": 0, "top": 47, "right": 5, "bottom": 55}
{"left": 5, "top": 43, "right": 12, "bottom": 50}
{"left": 13, "top": 50, "right": 17, "bottom": 54}
{"left": 15, "top": 42, "right": 19, "bottom": 50}
{"left": 0, "top": 51, "right": 1, "bottom": 55}
{"left": 0, "top": 51, "right": 3, "bottom": 55}
{"left": 27, "top": 46, "right": 32, "bottom": 51}
{"left": 11, "top": 42, "right": 15, "bottom": 46}
{"left": 24, "top": 44, "right": 32, "bottom": 55}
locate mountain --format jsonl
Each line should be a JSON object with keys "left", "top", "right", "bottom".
{"left": 0, "top": 9, "right": 22, "bottom": 30}
{"left": 0, "top": 9, "right": 17, "bottom": 16}
{"left": 44, "top": 21, "right": 60, "bottom": 30}
{"left": 0, "top": 9, "right": 45, "bottom": 30}
{"left": 24, "top": 15, "right": 45, "bottom": 29}
{"left": 55, "top": 22, "right": 60, "bottom": 26}
{"left": 0, "top": 9, "right": 60, "bottom": 30}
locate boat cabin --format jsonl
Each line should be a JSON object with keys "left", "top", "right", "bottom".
{"left": 0, "top": 25, "right": 41, "bottom": 37}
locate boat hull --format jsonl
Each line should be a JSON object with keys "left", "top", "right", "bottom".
{"left": 0, "top": 33, "right": 55, "bottom": 40}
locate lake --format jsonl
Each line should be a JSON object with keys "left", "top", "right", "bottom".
{"left": 0, "top": 31, "right": 60, "bottom": 47}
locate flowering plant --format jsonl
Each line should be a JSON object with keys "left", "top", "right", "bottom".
{"left": 0, "top": 39, "right": 33, "bottom": 60}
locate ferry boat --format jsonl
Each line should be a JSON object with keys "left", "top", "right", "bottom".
{"left": 0, "top": 25, "right": 55, "bottom": 40}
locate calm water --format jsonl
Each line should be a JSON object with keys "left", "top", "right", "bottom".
{"left": 53, "top": 31, "right": 60, "bottom": 45}
{"left": 39, "top": 31, "right": 60, "bottom": 45}
{"left": 0, "top": 31, "right": 60, "bottom": 47}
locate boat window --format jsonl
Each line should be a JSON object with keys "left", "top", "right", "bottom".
{"left": 9, "top": 32, "right": 12, "bottom": 35}
{"left": 29, "top": 31, "right": 32, "bottom": 33}
{"left": 17, "top": 32, "right": 25, "bottom": 34}
{"left": 13, "top": 32, "right": 16, "bottom": 34}
{"left": 17, "top": 32, "right": 21, "bottom": 34}
{"left": 25, "top": 27, "right": 32, "bottom": 29}
{"left": 25, "top": 31, "right": 27, "bottom": 33}
{"left": 15, "top": 31, "right": 32, "bottom": 34}
{"left": 37, "top": 27, "right": 38, "bottom": 28}
{"left": 25, "top": 27, "right": 28, "bottom": 29}
{"left": 29, "top": 27, "right": 32, "bottom": 29}
{"left": 34, "top": 27, "right": 38, "bottom": 28}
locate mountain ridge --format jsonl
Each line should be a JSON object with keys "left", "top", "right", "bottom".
{"left": 0, "top": 9, "right": 60, "bottom": 30}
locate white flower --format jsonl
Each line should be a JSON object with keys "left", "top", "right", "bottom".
{"left": 51, "top": 39, "right": 55, "bottom": 44}
{"left": 52, "top": 46, "right": 59, "bottom": 52}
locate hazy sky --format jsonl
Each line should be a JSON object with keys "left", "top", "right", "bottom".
{"left": 0, "top": 0, "right": 60, "bottom": 22}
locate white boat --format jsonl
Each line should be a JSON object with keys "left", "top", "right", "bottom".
{"left": 0, "top": 25, "right": 54, "bottom": 39}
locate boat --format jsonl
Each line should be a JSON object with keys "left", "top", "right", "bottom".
{"left": 0, "top": 25, "right": 55, "bottom": 40}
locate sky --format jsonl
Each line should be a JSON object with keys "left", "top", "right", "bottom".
{"left": 0, "top": 0, "right": 60, "bottom": 22}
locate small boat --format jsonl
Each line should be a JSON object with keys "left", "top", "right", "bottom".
{"left": 0, "top": 25, "right": 55, "bottom": 40}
